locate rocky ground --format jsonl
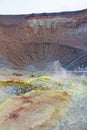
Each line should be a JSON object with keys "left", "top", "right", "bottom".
{"left": 0, "top": 67, "right": 87, "bottom": 130}
{"left": 0, "top": 9, "right": 87, "bottom": 129}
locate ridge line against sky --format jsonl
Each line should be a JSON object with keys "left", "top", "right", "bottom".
{"left": 0, "top": 0, "right": 87, "bottom": 15}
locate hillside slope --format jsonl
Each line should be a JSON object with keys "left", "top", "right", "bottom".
{"left": 0, "top": 9, "right": 87, "bottom": 69}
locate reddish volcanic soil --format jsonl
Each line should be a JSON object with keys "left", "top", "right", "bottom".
{"left": 0, "top": 9, "right": 87, "bottom": 69}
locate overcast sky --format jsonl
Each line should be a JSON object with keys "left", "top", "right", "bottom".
{"left": 0, "top": 0, "right": 87, "bottom": 14}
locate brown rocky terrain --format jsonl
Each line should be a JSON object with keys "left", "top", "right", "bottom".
{"left": 0, "top": 9, "right": 87, "bottom": 70}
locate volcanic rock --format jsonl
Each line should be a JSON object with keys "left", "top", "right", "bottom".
{"left": 0, "top": 90, "right": 71, "bottom": 130}
{"left": 0, "top": 9, "right": 87, "bottom": 69}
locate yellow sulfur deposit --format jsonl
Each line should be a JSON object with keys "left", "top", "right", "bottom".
{"left": 0, "top": 90, "right": 71, "bottom": 130}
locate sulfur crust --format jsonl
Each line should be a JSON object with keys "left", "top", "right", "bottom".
{"left": 0, "top": 89, "right": 71, "bottom": 129}
{"left": 0, "top": 76, "right": 51, "bottom": 87}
